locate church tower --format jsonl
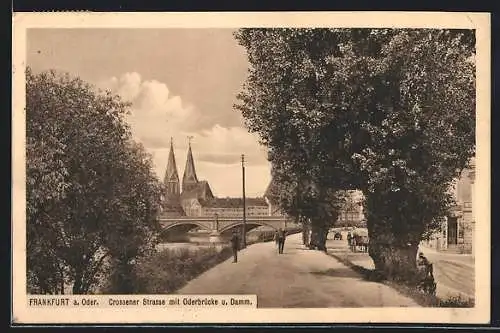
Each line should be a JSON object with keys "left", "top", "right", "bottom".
{"left": 182, "top": 138, "right": 199, "bottom": 193}
{"left": 161, "top": 138, "right": 186, "bottom": 217}
{"left": 164, "top": 138, "right": 180, "bottom": 197}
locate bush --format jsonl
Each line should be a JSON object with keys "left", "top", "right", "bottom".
{"left": 257, "top": 231, "right": 275, "bottom": 242}
{"left": 103, "top": 245, "right": 233, "bottom": 294}
{"left": 368, "top": 275, "right": 474, "bottom": 308}
{"left": 438, "top": 295, "right": 475, "bottom": 308}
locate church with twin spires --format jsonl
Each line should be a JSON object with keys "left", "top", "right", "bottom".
{"left": 161, "top": 138, "right": 278, "bottom": 218}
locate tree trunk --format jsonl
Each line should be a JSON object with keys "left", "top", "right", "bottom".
{"left": 72, "top": 269, "right": 83, "bottom": 294}
{"left": 369, "top": 241, "right": 419, "bottom": 283}
{"left": 108, "top": 260, "right": 135, "bottom": 294}
{"left": 310, "top": 223, "right": 320, "bottom": 249}
{"left": 310, "top": 218, "right": 328, "bottom": 252}
{"left": 368, "top": 228, "right": 420, "bottom": 283}
{"left": 301, "top": 218, "right": 310, "bottom": 246}
{"left": 59, "top": 264, "right": 65, "bottom": 295}
{"left": 363, "top": 190, "right": 424, "bottom": 283}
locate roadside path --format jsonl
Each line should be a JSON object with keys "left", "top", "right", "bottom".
{"left": 326, "top": 233, "right": 475, "bottom": 300}
{"left": 177, "top": 233, "right": 419, "bottom": 308}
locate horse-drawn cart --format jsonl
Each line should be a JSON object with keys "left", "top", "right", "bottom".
{"left": 349, "top": 229, "right": 369, "bottom": 253}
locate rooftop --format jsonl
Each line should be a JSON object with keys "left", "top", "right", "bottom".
{"left": 201, "top": 197, "right": 267, "bottom": 208}
{"left": 181, "top": 180, "right": 214, "bottom": 201}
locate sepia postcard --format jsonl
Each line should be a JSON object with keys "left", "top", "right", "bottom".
{"left": 12, "top": 11, "right": 491, "bottom": 324}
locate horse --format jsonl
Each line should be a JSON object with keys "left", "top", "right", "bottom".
{"left": 353, "top": 234, "right": 369, "bottom": 253}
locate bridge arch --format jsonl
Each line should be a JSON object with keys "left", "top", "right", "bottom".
{"left": 160, "top": 221, "right": 212, "bottom": 233}
{"left": 159, "top": 221, "right": 213, "bottom": 242}
{"left": 219, "top": 222, "right": 278, "bottom": 236}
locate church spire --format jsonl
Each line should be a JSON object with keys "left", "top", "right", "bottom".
{"left": 164, "top": 137, "right": 180, "bottom": 196}
{"left": 182, "top": 136, "right": 199, "bottom": 192}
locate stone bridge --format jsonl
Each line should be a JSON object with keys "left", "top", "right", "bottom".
{"left": 159, "top": 215, "right": 301, "bottom": 241}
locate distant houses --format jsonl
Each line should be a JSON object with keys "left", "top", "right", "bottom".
{"left": 261, "top": 176, "right": 365, "bottom": 227}
{"left": 337, "top": 190, "right": 366, "bottom": 228}
{"left": 422, "top": 159, "right": 476, "bottom": 255}
{"left": 161, "top": 139, "right": 276, "bottom": 218}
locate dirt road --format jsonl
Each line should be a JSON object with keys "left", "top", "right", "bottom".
{"left": 177, "top": 233, "right": 419, "bottom": 308}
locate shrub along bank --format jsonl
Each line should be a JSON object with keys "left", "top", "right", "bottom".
{"left": 103, "top": 245, "right": 233, "bottom": 294}
{"left": 103, "top": 228, "right": 302, "bottom": 294}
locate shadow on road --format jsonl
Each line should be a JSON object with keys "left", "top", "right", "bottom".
{"left": 309, "top": 267, "right": 362, "bottom": 279}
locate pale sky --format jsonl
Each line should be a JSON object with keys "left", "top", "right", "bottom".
{"left": 27, "top": 28, "right": 271, "bottom": 197}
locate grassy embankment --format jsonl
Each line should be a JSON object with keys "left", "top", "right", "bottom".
{"left": 114, "top": 228, "right": 301, "bottom": 294}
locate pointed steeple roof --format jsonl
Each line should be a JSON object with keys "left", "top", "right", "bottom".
{"left": 182, "top": 138, "right": 199, "bottom": 188}
{"left": 164, "top": 137, "right": 179, "bottom": 184}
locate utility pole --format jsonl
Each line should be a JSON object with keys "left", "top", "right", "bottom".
{"left": 241, "top": 154, "right": 247, "bottom": 248}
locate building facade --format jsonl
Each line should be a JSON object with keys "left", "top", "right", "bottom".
{"left": 337, "top": 190, "right": 365, "bottom": 228}
{"left": 422, "top": 160, "right": 475, "bottom": 255}
{"left": 201, "top": 198, "right": 269, "bottom": 217}
{"left": 161, "top": 140, "right": 271, "bottom": 218}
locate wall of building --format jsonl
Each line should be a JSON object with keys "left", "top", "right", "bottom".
{"left": 182, "top": 198, "right": 202, "bottom": 217}
{"left": 201, "top": 205, "right": 269, "bottom": 217}
{"left": 338, "top": 208, "right": 364, "bottom": 227}
{"left": 337, "top": 191, "right": 365, "bottom": 227}
{"left": 421, "top": 164, "right": 475, "bottom": 255}
{"left": 264, "top": 197, "right": 285, "bottom": 216}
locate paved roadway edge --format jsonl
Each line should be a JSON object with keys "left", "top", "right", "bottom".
{"left": 325, "top": 251, "right": 475, "bottom": 307}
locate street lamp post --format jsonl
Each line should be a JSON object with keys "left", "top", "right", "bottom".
{"left": 241, "top": 154, "right": 247, "bottom": 249}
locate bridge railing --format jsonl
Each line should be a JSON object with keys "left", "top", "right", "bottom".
{"left": 159, "top": 216, "right": 290, "bottom": 222}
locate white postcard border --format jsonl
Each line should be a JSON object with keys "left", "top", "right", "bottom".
{"left": 12, "top": 11, "right": 491, "bottom": 324}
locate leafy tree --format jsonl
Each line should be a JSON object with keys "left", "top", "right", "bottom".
{"left": 235, "top": 28, "right": 354, "bottom": 250}
{"left": 234, "top": 28, "right": 475, "bottom": 281}
{"left": 26, "top": 68, "right": 163, "bottom": 294}
{"left": 266, "top": 151, "right": 347, "bottom": 250}
{"left": 103, "top": 141, "right": 163, "bottom": 294}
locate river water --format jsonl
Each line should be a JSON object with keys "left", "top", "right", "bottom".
{"left": 156, "top": 227, "right": 275, "bottom": 252}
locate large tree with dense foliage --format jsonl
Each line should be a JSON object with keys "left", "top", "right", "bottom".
{"left": 234, "top": 28, "right": 475, "bottom": 281}
{"left": 266, "top": 159, "right": 347, "bottom": 250}
{"left": 26, "top": 68, "right": 163, "bottom": 294}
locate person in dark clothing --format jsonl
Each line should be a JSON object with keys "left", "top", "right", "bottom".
{"left": 231, "top": 231, "right": 240, "bottom": 263}
{"left": 417, "top": 252, "right": 436, "bottom": 294}
{"left": 278, "top": 228, "right": 286, "bottom": 254}
{"left": 274, "top": 230, "right": 280, "bottom": 247}
{"left": 417, "top": 252, "right": 433, "bottom": 277}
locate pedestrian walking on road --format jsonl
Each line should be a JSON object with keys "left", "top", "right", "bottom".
{"left": 274, "top": 230, "right": 279, "bottom": 247}
{"left": 278, "top": 228, "right": 286, "bottom": 254}
{"left": 350, "top": 235, "right": 357, "bottom": 252}
{"left": 231, "top": 230, "right": 240, "bottom": 263}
